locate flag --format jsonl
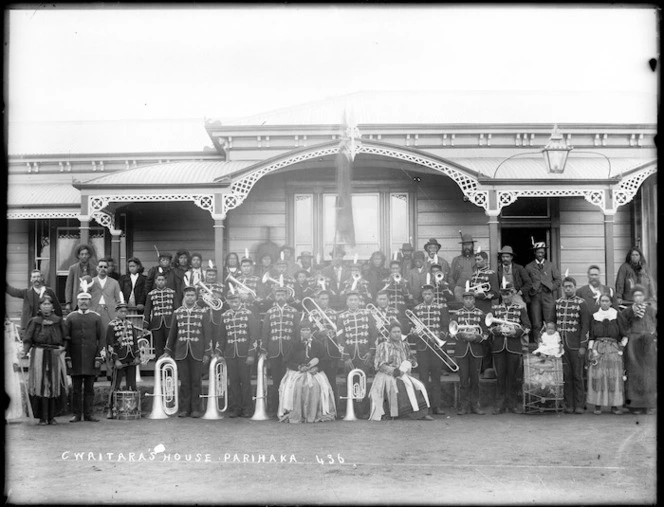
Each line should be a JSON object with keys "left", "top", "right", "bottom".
{"left": 335, "top": 138, "right": 355, "bottom": 247}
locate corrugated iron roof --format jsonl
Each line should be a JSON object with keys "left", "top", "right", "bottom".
{"left": 8, "top": 181, "right": 80, "bottom": 208}
{"left": 8, "top": 118, "right": 215, "bottom": 156}
{"left": 217, "top": 90, "right": 658, "bottom": 127}
{"left": 80, "top": 160, "right": 257, "bottom": 187}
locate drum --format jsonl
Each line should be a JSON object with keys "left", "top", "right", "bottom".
{"left": 522, "top": 354, "right": 564, "bottom": 414}
{"left": 113, "top": 390, "right": 141, "bottom": 420}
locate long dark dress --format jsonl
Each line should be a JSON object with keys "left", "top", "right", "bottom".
{"left": 619, "top": 304, "right": 657, "bottom": 409}
{"left": 586, "top": 309, "right": 626, "bottom": 407}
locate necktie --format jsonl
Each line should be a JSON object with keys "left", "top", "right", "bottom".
{"left": 537, "top": 263, "right": 543, "bottom": 271}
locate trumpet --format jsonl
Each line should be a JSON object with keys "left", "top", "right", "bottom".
{"left": 225, "top": 274, "right": 257, "bottom": 299}
{"left": 468, "top": 281, "right": 492, "bottom": 293}
{"left": 448, "top": 321, "right": 484, "bottom": 341}
{"left": 251, "top": 353, "right": 270, "bottom": 420}
{"left": 434, "top": 272, "right": 446, "bottom": 284}
{"left": 301, "top": 297, "right": 344, "bottom": 354}
{"left": 200, "top": 356, "right": 228, "bottom": 419}
{"left": 366, "top": 303, "right": 392, "bottom": 342}
{"left": 405, "top": 310, "right": 459, "bottom": 372}
{"left": 485, "top": 313, "right": 523, "bottom": 332}
{"left": 340, "top": 368, "right": 366, "bottom": 421}
{"left": 196, "top": 280, "right": 224, "bottom": 311}
{"left": 262, "top": 273, "right": 296, "bottom": 299}
{"left": 147, "top": 356, "right": 179, "bottom": 419}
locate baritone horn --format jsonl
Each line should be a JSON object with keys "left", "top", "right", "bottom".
{"left": 200, "top": 356, "right": 228, "bottom": 419}
{"left": 340, "top": 368, "right": 366, "bottom": 421}
{"left": 225, "top": 274, "right": 257, "bottom": 299}
{"left": 251, "top": 353, "right": 270, "bottom": 421}
{"left": 405, "top": 309, "right": 459, "bottom": 372}
{"left": 147, "top": 356, "right": 179, "bottom": 419}
{"left": 485, "top": 313, "right": 523, "bottom": 332}
{"left": 196, "top": 280, "right": 224, "bottom": 311}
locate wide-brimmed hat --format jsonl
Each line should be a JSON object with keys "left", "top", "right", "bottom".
{"left": 498, "top": 245, "right": 516, "bottom": 257}
{"left": 401, "top": 243, "right": 414, "bottom": 251}
{"left": 423, "top": 238, "right": 442, "bottom": 251}
{"left": 297, "top": 251, "right": 313, "bottom": 260}
{"left": 459, "top": 233, "right": 476, "bottom": 244}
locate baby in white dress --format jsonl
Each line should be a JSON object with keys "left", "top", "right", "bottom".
{"left": 533, "top": 322, "right": 564, "bottom": 358}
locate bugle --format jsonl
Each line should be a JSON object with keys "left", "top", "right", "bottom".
{"left": 405, "top": 309, "right": 459, "bottom": 372}
{"left": 340, "top": 368, "right": 366, "bottom": 421}
{"left": 365, "top": 303, "right": 392, "bottom": 342}
{"left": 200, "top": 356, "right": 228, "bottom": 419}
{"left": 225, "top": 274, "right": 257, "bottom": 299}
{"left": 484, "top": 313, "right": 523, "bottom": 332}
{"left": 301, "top": 297, "right": 344, "bottom": 354}
{"left": 195, "top": 280, "right": 224, "bottom": 311}
{"left": 147, "top": 356, "right": 179, "bottom": 419}
{"left": 251, "top": 353, "right": 270, "bottom": 420}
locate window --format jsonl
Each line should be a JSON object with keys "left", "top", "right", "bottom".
{"left": 294, "top": 194, "right": 314, "bottom": 256}
{"left": 390, "top": 193, "right": 409, "bottom": 257}
{"left": 56, "top": 227, "right": 105, "bottom": 275}
{"left": 323, "top": 193, "right": 380, "bottom": 259}
{"left": 34, "top": 220, "right": 51, "bottom": 281}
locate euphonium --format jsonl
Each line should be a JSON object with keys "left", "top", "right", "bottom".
{"left": 365, "top": 303, "right": 391, "bottom": 341}
{"left": 196, "top": 280, "right": 224, "bottom": 311}
{"left": 147, "top": 356, "right": 179, "bottom": 419}
{"left": 485, "top": 313, "right": 523, "bottom": 332}
{"left": 201, "top": 356, "right": 228, "bottom": 419}
{"left": 251, "top": 353, "right": 270, "bottom": 420}
{"left": 468, "top": 281, "right": 492, "bottom": 293}
{"left": 405, "top": 309, "right": 459, "bottom": 372}
{"left": 225, "top": 274, "right": 257, "bottom": 298}
{"left": 340, "top": 368, "right": 366, "bottom": 421}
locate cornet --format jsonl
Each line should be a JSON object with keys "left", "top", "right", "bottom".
{"left": 448, "top": 321, "right": 484, "bottom": 341}
{"left": 405, "top": 309, "right": 459, "bottom": 372}
{"left": 196, "top": 280, "right": 224, "bottom": 311}
{"left": 147, "top": 356, "right": 179, "bottom": 419}
{"left": 301, "top": 297, "right": 344, "bottom": 355}
{"left": 468, "top": 281, "right": 492, "bottom": 293}
{"left": 225, "top": 274, "right": 257, "bottom": 299}
{"left": 262, "top": 273, "right": 295, "bottom": 299}
{"left": 200, "top": 356, "right": 228, "bottom": 419}
{"left": 340, "top": 368, "right": 366, "bottom": 421}
{"left": 366, "top": 303, "right": 392, "bottom": 342}
{"left": 485, "top": 313, "right": 523, "bottom": 333}
{"left": 251, "top": 353, "right": 270, "bottom": 420}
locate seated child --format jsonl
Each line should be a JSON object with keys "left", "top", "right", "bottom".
{"left": 533, "top": 322, "right": 563, "bottom": 358}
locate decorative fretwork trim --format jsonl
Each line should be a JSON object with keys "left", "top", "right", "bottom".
{"left": 7, "top": 211, "right": 80, "bottom": 219}
{"left": 87, "top": 193, "right": 218, "bottom": 219}
{"left": 613, "top": 166, "right": 656, "bottom": 208}
{"left": 497, "top": 189, "right": 606, "bottom": 213}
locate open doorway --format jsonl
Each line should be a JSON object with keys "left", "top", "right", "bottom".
{"left": 499, "top": 227, "right": 550, "bottom": 268}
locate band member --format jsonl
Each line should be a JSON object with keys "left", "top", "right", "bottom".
{"left": 64, "top": 290, "right": 104, "bottom": 422}
{"left": 256, "top": 253, "right": 277, "bottom": 281}
{"left": 118, "top": 257, "right": 147, "bottom": 313}
{"left": 454, "top": 285, "right": 487, "bottom": 415}
{"left": 615, "top": 247, "right": 656, "bottom": 307}
{"left": 495, "top": 246, "right": 532, "bottom": 309}
{"left": 576, "top": 264, "right": 618, "bottom": 316}
{"left": 90, "top": 258, "right": 123, "bottom": 330}
{"left": 430, "top": 265, "right": 454, "bottom": 305}
{"left": 104, "top": 302, "right": 141, "bottom": 419}
{"left": 380, "top": 260, "right": 412, "bottom": 315}
{"left": 145, "top": 253, "right": 181, "bottom": 303}
{"left": 311, "top": 271, "right": 336, "bottom": 300}
{"left": 618, "top": 285, "right": 657, "bottom": 415}
{"left": 407, "top": 251, "right": 429, "bottom": 304}
{"left": 399, "top": 243, "right": 415, "bottom": 276}
{"left": 297, "top": 251, "right": 315, "bottom": 275}
{"left": 555, "top": 276, "right": 590, "bottom": 414}
{"left": 222, "top": 252, "right": 241, "bottom": 281}
{"left": 372, "top": 290, "right": 401, "bottom": 343}
{"left": 369, "top": 323, "right": 432, "bottom": 421}
{"left": 64, "top": 244, "right": 97, "bottom": 312}
{"left": 162, "top": 286, "right": 216, "bottom": 418}
{"left": 143, "top": 272, "right": 176, "bottom": 359}
{"left": 264, "top": 258, "right": 296, "bottom": 306}
{"left": 261, "top": 285, "right": 299, "bottom": 413}
{"left": 315, "top": 290, "right": 342, "bottom": 405}
{"left": 409, "top": 283, "right": 450, "bottom": 415}
{"left": 450, "top": 233, "right": 476, "bottom": 302}
{"left": 423, "top": 238, "right": 450, "bottom": 277}
{"left": 277, "top": 245, "right": 297, "bottom": 278}
{"left": 469, "top": 251, "right": 498, "bottom": 313}
{"left": 220, "top": 290, "right": 260, "bottom": 418}
{"left": 106, "top": 257, "right": 121, "bottom": 281}
{"left": 22, "top": 295, "right": 68, "bottom": 425}
{"left": 6, "top": 269, "right": 62, "bottom": 333}
{"left": 340, "top": 262, "right": 372, "bottom": 308}
{"left": 586, "top": 293, "right": 626, "bottom": 415}
{"left": 203, "top": 265, "right": 224, "bottom": 294}
{"left": 488, "top": 282, "right": 531, "bottom": 414}
{"left": 526, "top": 241, "right": 562, "bottom": 343}
{"left": 183, "top": 252, "right": 205, "bottom": 289}
{"left": 232, "top": 257, "right": 262, "bottom": 312}
{"left": 292, "top": 269, "right": 315, "bottom": 311}
{"left": 278, "top": 318, "right": 337, "bottom": 423}
{"left": 337, "top": 291, "right": 377, "bottom": 418}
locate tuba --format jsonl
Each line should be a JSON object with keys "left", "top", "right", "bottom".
{"left": 301, "top": 297, "right": 344, "bottom": 355}
{"left": 200, "top": 356, "right": 228, "bottom": 419}
{"left": 196, "top": 280, "right": 224, "bottom": 311}
{"left": 365, "top": 303, "right": 392, "bottom": 342}
{"left": 225, "top": 274, "right": 257, "bottom": 299}
{"left": 147, "top": 356, "right": 179, "bottom": 419}
{"left": 251, "top": 353, "right": 270, "bottom": 420}
{"left": 405, "top": 309, "right": 459, "bottom": 372}
{"left": 485, "top": 313, "right": 523, "bottom": 332}
{"left": 340, "top": 368, "right": 366, "bottom": 421}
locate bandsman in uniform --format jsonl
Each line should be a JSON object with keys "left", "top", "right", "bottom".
{"left": 488, "top": 282, "right": 531, "bottom": 414}
{"left": 315, "top": 289, "right": 343, "bottom": 408}
{"left": 262, "top": 258, "right": 296, "bottom": 309}
{"left": 380, "top": 260, "right": 412, "bottom": 315}
{"left": 525, "top": 241, "right": 562, "bottom": 343}
{"left": 556, "top": 276, "right": 590, "bottom": 414}
{"left": 220, "top": 289, "right": 260, "bottom": 418}
{"left": 409, "top": 283, "right": 450, "bottom": 415}
{"left": 454, "top": 283, "right": 488, "bottom": 415}
{"left": 430, "top": 265, "right": 454, "bottom": 305}
{"left": 232, "top": 257, "right": 262, "bottom": 313}
{"left": 292, "top": 269, "right": 315, "bottom": 311}
{"left": 143, "top": 272, "right": 176, "bottom": 359}
{"left": 371, "top": 290, "right": 401, "bottom": 344}
{"left": 336, "top": 290, "right": 377, "bottom": 419}
{"left": 261, "top": 285, "right": 299, "bottom": 414}
{"left": 339, "top": 262, "right": 372, "bottom": 308}
{"left": 145, "top": 253, "right": 181, "bottom": 305}
{"left": 162, "top": 286, "right": 217, "bottom": 418}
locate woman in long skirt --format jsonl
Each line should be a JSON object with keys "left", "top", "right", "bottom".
{"left": 586, "top": 294, "right": 627, "bottom": 415}
{"left": 369, "top": 323, "right": 432, "bottom": 421}
{"left": 278, "top": 319, "right": 336, "bottom": 423}
{"left": 619, "top": 285, "right": 657, "bottom": 415}
{"left": 23, "top": 295, "right": 68, "bottom": 425}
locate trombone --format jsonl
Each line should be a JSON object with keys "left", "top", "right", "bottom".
{"left": 365, "top": 303, "right": 392, "bottom": 342}
{"left": 301, "top": 297, "right": 344, "bottom": 355}
{"left": 262, "top": 273, "right": 295, "bottom": 299}
{"left": 196, "top": 280, "right": 224, "bottom": 311}
{"left": 225, "top": 274, "right": 257, "bottom": 299}
{"left": 405, "top": 309, "right": 459, "bottom": 372}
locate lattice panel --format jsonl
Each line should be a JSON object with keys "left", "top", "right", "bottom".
{"left": 613, "top": 166, "right": 656, "bottom": 208}
{"left": 498, "top": 189, "right": 606, "bottom": 212}
{"left": 7, "top": 211, "right": 80, "bottom": 219}
{"left": 88, "top": 194, "right": 216, "bottom": 216}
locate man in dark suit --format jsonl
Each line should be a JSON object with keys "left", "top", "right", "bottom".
{"left": 525, "top": 242, "right": 561, "bottom": 343}
{"left": 64, "top": 244, "right": 97, "bottom": 312}
{"left": 322, "top": 246, "right": 351, "bottom": 309}
{"left": 495, "top": 245, "right": 532, "bottom": 309}
{"left": 576, "top": 264, "right": 618, "bottom": 316}
{"left": 118, "top": 257, "right": 147, "bottom": 313}
{"left": 6, "top": 269, "right": 62, "bottom": 333}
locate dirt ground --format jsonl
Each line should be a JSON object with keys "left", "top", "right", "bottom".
{"left": 4, "top": 408, "right": 656, "bottom": 505}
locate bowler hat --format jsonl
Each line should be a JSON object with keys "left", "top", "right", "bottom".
{"left": 423, "top": 238, "right": 442, "bottom": 251}
{"left": 498, "top": 245, "right": 516, "bottom": 257}
{"left": 297, "top": 251, "right": 313, "bottom": 260}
